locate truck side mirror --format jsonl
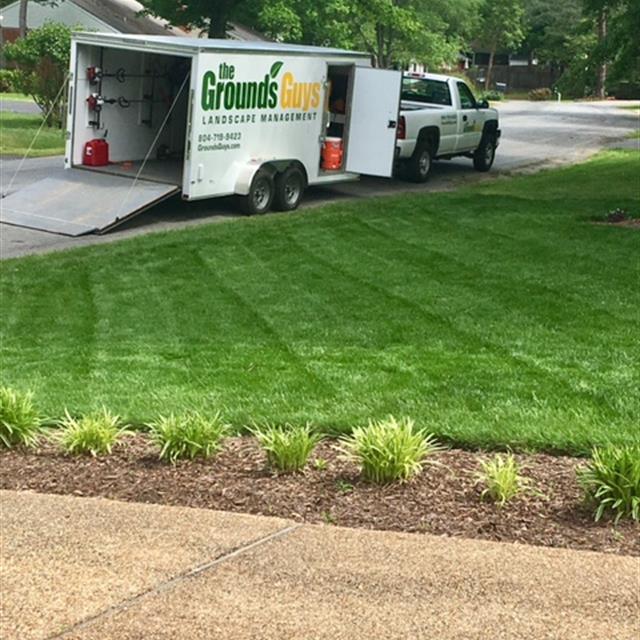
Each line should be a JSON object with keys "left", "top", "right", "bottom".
{"left": 478, "top": 99, "right": 489, "bottom": 109}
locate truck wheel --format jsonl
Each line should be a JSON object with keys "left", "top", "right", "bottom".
{"left": 240, "top": 170, "right": 274, "bottom": 215}
{"left": 274, "top": 166, "right": 305, "bottom": 211}
{"left": 407, "top": 144, "right": 432, "bottom": 182}
{"left": 473, "top": 134, "right": 496, "bottom": 172}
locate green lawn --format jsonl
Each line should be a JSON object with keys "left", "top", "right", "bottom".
{"left": 0, "top": 92, "right": 35, "bottom": 103}
{"left": 0, "top": 111, "right": 65, "bottom": 157}
{"left": 1, "top": 151, "right": 639, "bottom": 453}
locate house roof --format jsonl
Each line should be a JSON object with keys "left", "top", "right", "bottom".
{"left": 71, "top": 0, "right": 179, "bottom": 36}
{"left": 1, "top": 0, "right": 270, "bottom": 41}
{"left": 73, "top": 1, "right": 271, "bottom": 40}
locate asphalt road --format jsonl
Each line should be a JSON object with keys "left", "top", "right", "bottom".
{"left": 0, "top": 98, "right": 41, "bottom": 115}
{"left": 1, "top": 99, "right": 638, "bottom": 259}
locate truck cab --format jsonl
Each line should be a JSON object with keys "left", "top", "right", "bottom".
{"left": 396, "top": 72, "right": 501, "bottom": 182}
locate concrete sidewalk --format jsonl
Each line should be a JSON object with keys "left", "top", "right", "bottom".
{"left": 1, "top": 491, "right": 638, "bottom": 640}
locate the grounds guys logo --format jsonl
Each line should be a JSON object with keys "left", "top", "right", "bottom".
{"left": 201, "top": 61, "right": 321, "bottom": 112}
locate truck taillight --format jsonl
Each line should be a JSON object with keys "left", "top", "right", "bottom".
{"left": 396, "top": 116, "right": 406, "bottom": 140}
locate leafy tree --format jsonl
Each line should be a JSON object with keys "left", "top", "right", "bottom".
{"left": 141, "top": 0, "right": 476, "bottom": 70}
{"left": 605, "top": 0, "right": 640, "bottom": 96}
{"left": 475, "top": 0, "right": 525, "bottom": 89}
{"left": 138, "top": 0, "right": 239, "bottom": 38}
{"left": 547, "top": 0, "right": 640, "bottom": 98}
{"left": 4, "top": 21, "right": 72, "bottom": 125}
{"left": 582, "top": 0, "right": 639, "bottom": 97}
{"left": 254, "top": 0, "right": 469, "bottom": 69}
{"left": 522, "top": 0, "right": 583, "bottom": 73}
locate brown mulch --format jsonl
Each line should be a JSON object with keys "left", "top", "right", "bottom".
{"left": 592, "top": 219, "right": 640, "bottom": 228}
{"left": 1, "top": 436, "right": 638, "bottom": 556}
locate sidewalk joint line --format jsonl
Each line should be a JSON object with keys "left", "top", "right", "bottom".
{"left": 47, "top": 522, "right": 301, "bottom": 639}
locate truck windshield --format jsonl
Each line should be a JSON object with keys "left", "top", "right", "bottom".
{"left": 401, "top": 78, "right": 452, "bottom": 106}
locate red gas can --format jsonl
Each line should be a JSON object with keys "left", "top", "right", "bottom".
{"left": 83, "top": 139, "right": 109, "bottom": 166}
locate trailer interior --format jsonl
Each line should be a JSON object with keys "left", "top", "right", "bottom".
{"left": 70, "top": 43, "right": 192, "bottom": 187}
{"left": 322, "top": 64, "right": 354, "bottom": 174}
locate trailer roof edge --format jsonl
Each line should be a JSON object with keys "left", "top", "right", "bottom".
{"left": 71, "top": 32, "right": 372, "bottom": 60}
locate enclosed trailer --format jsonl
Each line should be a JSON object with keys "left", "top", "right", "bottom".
{"left": 1, "top": 33, "right": 402, "bottom": 235}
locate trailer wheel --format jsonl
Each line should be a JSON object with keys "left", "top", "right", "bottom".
{"left": 406, "top": 144, "right": 432, "bottom": 183}
{"left": 274, "top": 166, "right": 305, "bottom": 211}
{"left": 240, "top": 170, "right": 274, "bottom": 215}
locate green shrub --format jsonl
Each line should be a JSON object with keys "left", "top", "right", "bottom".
{"left": 339, "top": 416, "right": 442, "bottom": 484}
{"left": 578, "top": 445, "right": 640, "bottom": 523}
{"left": 253, "top": 422, "right": 321, "bottom": 473}
{"left": 56, "top": 407, "right": 127, "bottom": 456}
{"left": 0, "top": 69, "right": 19, "bottom": 93}
{"left": 0, "top": 386, "right": 42, "bottom": 448}
{"left": 475, "top": 453, "right": 531, "bottom": 505}
{"left": 148, "top": 411, "right": 229, "bottom": 463}
{"left": 480, "top": 90, "right": 503, "bottom": 102}
{"left": 528, "top": 87, "right": 553, "bottom": 101}
{"left": 4, "top": 22, "right": 74, "bottom": 126}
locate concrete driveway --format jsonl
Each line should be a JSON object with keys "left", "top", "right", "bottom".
{"left": 1, "top": 99, "right": 638, "bottom": 260}
{"left": 1, "top": 490, "right": 638, "bottom": 640}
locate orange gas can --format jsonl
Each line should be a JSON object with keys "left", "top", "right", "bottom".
{"left": 321, "top": 137, "right": 343, "bottom": 170}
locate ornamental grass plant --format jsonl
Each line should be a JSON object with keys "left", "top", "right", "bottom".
{"left": 56, "top": 407, "right": 128, "bottom": 456}
{"left": 148, "top": 411, "right": 229, "bottom": 463}
{"left": 578, "top": 445, "right": 640, "bottom": 523}
{"left": 0, "top": 386, "right": 42, "bottom": 448}
{"left": 253, "top": 422, "right": 321, "bottom": 473}
{"left": 475, "top": 453, "right": 531, "bottom": 506}
{"left": 339, "top": 416, "right": 442, "bottom": 484}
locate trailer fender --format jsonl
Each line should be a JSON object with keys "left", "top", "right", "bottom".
{"left": 234, "top": 160, "right": 307, "bottom": 196}
{"left": 234, "top": 162, "right": 269, "bottom": 196}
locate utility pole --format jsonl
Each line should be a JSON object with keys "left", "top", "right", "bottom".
{"left": 595, "top": 7, "right": 607, "bottom": 99}
{"left": 0, "top": 16, "right": 5, "bottom": 69}
{"left": 19, "top": 0, "right": 28, "bottom": 39}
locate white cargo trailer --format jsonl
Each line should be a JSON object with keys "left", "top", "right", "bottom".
{"left": 0, "top": 33, "right": 402, "bottom": 235}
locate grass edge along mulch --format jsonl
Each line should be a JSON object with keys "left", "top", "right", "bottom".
{"left": 1, "top": 435, "right": 637, "bottom": 557}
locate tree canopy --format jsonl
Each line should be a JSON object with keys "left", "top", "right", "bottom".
{"left": 3, "top": 0, "right": 635, "bottom": 97}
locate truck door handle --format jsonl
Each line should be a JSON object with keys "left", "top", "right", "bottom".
{"left": 463, "top": 115, "right": 468, "bottom": 122}
{"left": 388, "top": 120, "right": 397, "bottom": 128}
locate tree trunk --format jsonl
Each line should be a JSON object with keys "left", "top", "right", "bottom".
{"left": 595, "top": 8, "right": 607, "bottom": 99}
{"left": 207, "top": 2, "right": 231, "bottom": 39}
{"left": 0, "top": 24, "right": 5, "bottom": 69}
{"left": 374, "top": 23, "right": 385, "bottom": 68}
{"left": 19, "top": 0, "right": 28, "bottom": 38}
{"left": 485, "top": 47, "right": 495, "bottom": 91}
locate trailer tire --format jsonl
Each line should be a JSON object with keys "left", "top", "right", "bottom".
{"left": 473, "top": 133, "right": 496, "bottom": 172}
{"left": 240, "top": 170, "right": 274, "bottom": 215}
{"left": 406, "top": 144, "right": 432, "bottom": 183}
{"left": 274, "top": 166, "right": 305, "bottom": 211}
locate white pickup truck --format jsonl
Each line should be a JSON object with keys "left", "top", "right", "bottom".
{"left": 395, "top": 72, "right": 501, "bottom": 182}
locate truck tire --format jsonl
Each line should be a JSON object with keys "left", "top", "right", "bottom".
{"left": 407, "top": 144, "right": 432, "bottom": 182}
{"left": 274, "top": 166, "right": 305, "bottom": 211}
{"left": 240, "top": 170, "right": 274, "bottom": 215}
{"left": 473, "top": 134, "right": 496, "bottom": 172}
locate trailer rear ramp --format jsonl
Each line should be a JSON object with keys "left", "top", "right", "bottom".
{"left": 0, "top": 169, "right": 180, "bottom": 236}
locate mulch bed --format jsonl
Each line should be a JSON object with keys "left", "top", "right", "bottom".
{"left": 593, "top": 219, "right": 640, "bottom": 228}
{"left": 1, "top": 436, "right": 637, "bottom": 556}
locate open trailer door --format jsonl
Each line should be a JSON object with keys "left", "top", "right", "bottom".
{"left": 345, "top": 67, "right": 402, "bottom": 178}
{"left": 0, "top": 169, "right": 179, "bottom": 236}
